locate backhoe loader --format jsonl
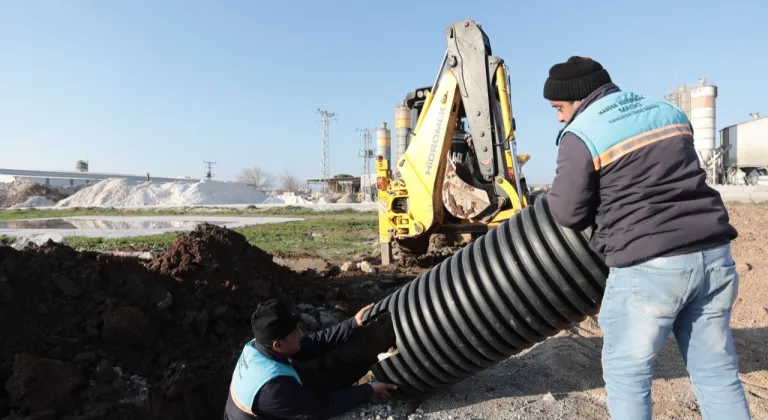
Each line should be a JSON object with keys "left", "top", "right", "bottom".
{"left": 376, "top": 18, "right": 531, "bottom": 265}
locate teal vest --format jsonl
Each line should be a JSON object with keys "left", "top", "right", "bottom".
{"left": 557, "top": 91, "right": 692, "bottom": 170}
{"left": 229, "top": 340, "right": 303, "bottom": 414}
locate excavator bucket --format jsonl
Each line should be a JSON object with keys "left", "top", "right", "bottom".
{"left": 441, "top": 158, "right": 498, "bottom": 222}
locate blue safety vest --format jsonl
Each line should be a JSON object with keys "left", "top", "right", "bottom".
{"left": 557, "top": 91, "right": 692, "bottom": 170}
{"left": 228, "top": 339, "right": 303, "bottom": 416}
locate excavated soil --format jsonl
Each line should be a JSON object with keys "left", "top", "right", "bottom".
{"left": 362, "top": 233, "right": 470, "bottom": 270}
{"left": 2, "top": 203, "right": 767, "bottom": 420}
{"left": 0, "top": 179, "right": 68, "bottom": 208}
{"left": 0, "top": 223, "right": 408, "bottom": 420}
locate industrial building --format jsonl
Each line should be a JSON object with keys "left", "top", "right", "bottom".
{"left": 306, "top": 175, "right": 361, "bottom": 194}
{"left": 0, "top": 160, "right": 194, "bottom": 188}
{"left": 665, "top": 79, "right": 767, "bottom": 185}
{"left": 719, "top": 112, "right": 768, "bottom": 185}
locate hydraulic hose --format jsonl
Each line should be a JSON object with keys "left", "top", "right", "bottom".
{"left": 361, "top": 195, "right": 608, "bottom": 398}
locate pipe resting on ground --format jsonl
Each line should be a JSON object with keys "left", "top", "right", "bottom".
{"left": 361, "top": 195, "right": 608, "bottom": 398}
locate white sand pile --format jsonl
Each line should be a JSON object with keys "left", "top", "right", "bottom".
{"left": 10, "top": 196, "right": 56, "bottom": 208}
{"left": 263, "top": 192, "right": 312, "bottom": 205}
{"left": 54, "top": 178, "right": 268, "bottom": 208}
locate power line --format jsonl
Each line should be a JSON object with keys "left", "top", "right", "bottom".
{"left": 357, "top": 128, "right": 374, "bottom": 200}
{"left": 203, "top": 160, "right": 216, "bottom": 179}
{"left": 316, "top": 109, "right": 337, "bottom": 191}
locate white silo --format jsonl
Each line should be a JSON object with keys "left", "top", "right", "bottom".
{"left": 665, "top": 85, "right": 692, "bottom": 121}
{"left": 678, "top": 85, "right": 692, "bottom": 120}
{"left": 394, "top": 102, "right": 412, "bottom": 169}
{"left": 376, "top": 122, "right": 391, "bottom": 162}
{"left": 690, "top": 77, "right": 717, "bottom": 166}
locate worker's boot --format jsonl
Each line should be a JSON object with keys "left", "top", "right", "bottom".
{"left": 295, "top": 311, "right": 396, "bottom": 393}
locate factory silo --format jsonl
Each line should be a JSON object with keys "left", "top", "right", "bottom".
{"left": 665, "top": 88, "right": 679, "bottom": 105}
{"left": 690, "top": 77, "right": 717, "bottom": 166}
{"left": 678, "top": 85, "right": 692, "bottom": 120}
{"left": 665, "top": 85, "right": 692, "bottom": 121}
{"left": 394, "top": 102, "right": 412, "bottom": 168}
{"left": 376, "top": 122, "right": 391, "bottom": 162}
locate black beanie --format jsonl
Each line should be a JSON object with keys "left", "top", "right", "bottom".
{"left": 251, "top": 299, "right": 299, "bottom": 346}
{"left": 543, "top": 56, "right": 612, "bottom": 102}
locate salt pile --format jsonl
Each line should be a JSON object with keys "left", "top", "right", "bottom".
{"left": 54, "top": 178, "right": 268, "bottom": 208}
{"left": 263, "top": 192, "right": 312, "bottom": 205}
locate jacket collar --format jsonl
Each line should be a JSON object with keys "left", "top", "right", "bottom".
{"left": 555, "top": 82, "right": 621, "bottom": 145}
{"left": 252, "top": 340, "right": 293, "bottom": 365}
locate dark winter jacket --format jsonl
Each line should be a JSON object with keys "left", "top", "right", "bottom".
{"left": 222, "top": 317, "right": 373, "bottom": 420}
{"left": 547, "top": 83, "right": 737, "bottom": 267}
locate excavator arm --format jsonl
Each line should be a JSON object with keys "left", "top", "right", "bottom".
{"left": 445, "top": 19, "right": 502, "bottom": 181}
{"left": 376, "top": 19, "right": 529, "bottom": 264}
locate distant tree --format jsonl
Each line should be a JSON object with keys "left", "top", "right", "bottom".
{"left": 280, "top": 172, "right": 302, "bottom": 193}
{"left": 236, "top": 167, "right": 275, "bottom": 190}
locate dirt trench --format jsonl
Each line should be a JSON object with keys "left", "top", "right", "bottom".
{"left": 0, "top": 223, "right": 408, "bottom": 420}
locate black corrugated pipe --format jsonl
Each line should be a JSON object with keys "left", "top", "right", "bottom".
{"left": 361, "top": 195, "right": 609, "bottom": 398}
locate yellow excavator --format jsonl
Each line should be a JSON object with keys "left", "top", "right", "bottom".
{"left": 376, "top": 18, "right": 531, "bottom": 265}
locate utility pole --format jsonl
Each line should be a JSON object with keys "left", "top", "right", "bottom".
{"left": 357, "top": 127, "right": 374, "bottom": 200}
{"left": 316, "top": 109, "right": 337, "bottom": 192}
{"left": 203, "top": 160, "right": 216, "bottom": 179}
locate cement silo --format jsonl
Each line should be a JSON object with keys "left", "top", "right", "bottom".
{"left": 376, "top": 122, "right": 391, "bottom": 162}
{"left": 664, "top": 85, "right": 692, "bottom": 121}
{"left": 394, "top": 102, "right": 412, "bottom": 167}
{"left": 690, "top": 77, "right": 717, "bottom": 166}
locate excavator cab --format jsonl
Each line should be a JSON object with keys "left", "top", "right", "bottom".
{"left": 376, "top": 19, "right": 531, "bottom": 263}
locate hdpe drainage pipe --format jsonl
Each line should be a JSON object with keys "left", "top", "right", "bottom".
{"left": 361, "top": 195, "right": 608, "bottom": 397}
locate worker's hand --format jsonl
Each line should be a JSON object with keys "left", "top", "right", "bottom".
{"left": 355, "top": 303, "right": 374, "bottom": 326}
{"left": 370, "top": 381, "right": 397, "bottom": 397}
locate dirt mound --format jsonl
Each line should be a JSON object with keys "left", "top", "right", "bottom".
{"left": 147, "top": 223, "right": 296, "bottom": 301}
{"left": 0, "top": 179, "right": 68, "bottom": 208}
{"left": 0, "top": 224, "right": 312, "bottom": 419}
{"left": 336, "top": 193, "right": 359, "bottom": 203}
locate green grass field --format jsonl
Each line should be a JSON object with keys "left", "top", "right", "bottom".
{"left": 0, "top": 206, "right": 378, "bottom": 262}
{"left": 0, "top": 205, "right": 368, "bottom": 220}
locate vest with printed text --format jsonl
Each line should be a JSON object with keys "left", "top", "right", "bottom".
{"left": 557, "top": 91, "right": 692, "bottom": 170}
{"left": 228, "top": 339, "right": 303, "bottom": 416}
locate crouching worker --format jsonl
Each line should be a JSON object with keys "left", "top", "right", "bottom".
{"left": 222, "top": 298, "right": 398, "bottom": 420}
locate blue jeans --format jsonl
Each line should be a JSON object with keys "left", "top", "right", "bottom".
{"left": 598, "top": 243, "right": 751, "bottom": 420}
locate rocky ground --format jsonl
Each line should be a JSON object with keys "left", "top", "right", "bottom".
{"left": 0, "top": 203, "right": 766, "bottom": 420}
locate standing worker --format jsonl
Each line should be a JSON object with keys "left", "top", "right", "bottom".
{"left": 543, "top": 56, "right": 750, "bottom": 419}
{"left": 222, "top": 299, "right": 397, "bottom": 419}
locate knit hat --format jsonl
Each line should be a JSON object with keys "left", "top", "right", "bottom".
{"left": 543, "top": 56, "right": 612, "bottom": 101}
{"left": 251, "top": 299, "right": 300, "bottom": 346}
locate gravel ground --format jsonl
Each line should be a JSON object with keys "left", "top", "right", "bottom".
{"left": 334, "top": 203, "right": 768, "bottom": 420}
